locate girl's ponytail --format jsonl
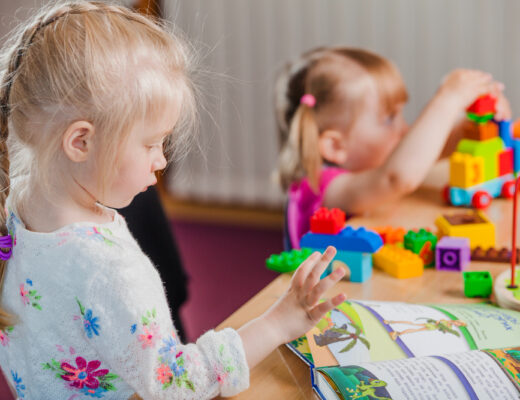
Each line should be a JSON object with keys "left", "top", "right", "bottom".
{"left": 278, "top": 97, "right": 321, "bottom": 192}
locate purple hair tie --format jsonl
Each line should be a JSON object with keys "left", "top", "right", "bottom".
{"left": 0, "top": 235, "right": 13, "bottom": 261}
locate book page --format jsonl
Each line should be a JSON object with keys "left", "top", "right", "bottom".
{"left": 317, "top": 349, "right": 520, "bottom": 400}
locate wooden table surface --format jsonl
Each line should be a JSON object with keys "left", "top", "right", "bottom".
{"left": 215, "top": 162, "right": 517, "bottom": 400}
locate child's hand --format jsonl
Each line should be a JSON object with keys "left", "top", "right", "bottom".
{"left": 438, "top": 69, "right": 504, "bottom": 110}
{"left": 264, "top": 246, "right": 346, "bottom": 344}
{"left": 494, "top": 91, "right": 512, "bottom": 121}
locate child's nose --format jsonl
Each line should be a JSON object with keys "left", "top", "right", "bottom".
{"left": 153, "top": 152, "right": 167, "bottom": 172}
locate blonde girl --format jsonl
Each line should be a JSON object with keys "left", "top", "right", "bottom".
{"left": 0, "top": 2, "right": 346, "bottom": 398}
{"left": 276, "top": 47, "right": 508, "bottom": 249}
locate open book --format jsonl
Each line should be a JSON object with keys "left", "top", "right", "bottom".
{"left": 287, "top": 300, "right": 520, "bottom": 399}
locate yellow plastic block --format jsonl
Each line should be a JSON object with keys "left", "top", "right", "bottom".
{"left": 456, "top": 137, "right": 504, "bottom": 181}
{"left": 373, "top": 245, "right": 424, "bottom": 279}
{"left": 435, "top": 210, "right": 495, "bottom": 249}
{"left": 449, "top": 152, "right": 484, "bottom": 188}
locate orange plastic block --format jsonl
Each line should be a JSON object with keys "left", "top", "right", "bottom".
{"left": 466, "top": 94, "right": 496, "bottom": 116}
{"left": 373, "top": 226, "right": 405, "bottom": 244}
{"left": 373, "top": 245, "right": 424, "bottom": 279}
{"left": 449, "top": 152, "right": 484, "bottom": 188}
{"left": 462, "top": 120, "right": 498, "bottom": 141}
{"left": 498, "top": 148, "right": 514, "bottom": 176}
{"left": 310, "top": 207, "right": 345, "bottom": 234}
{"left": 513, "top": 118, "right": 520, "bottom": 139}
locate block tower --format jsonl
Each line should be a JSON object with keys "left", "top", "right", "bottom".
{"left": 445, "top": 94, "right": 518, "bottom": 209}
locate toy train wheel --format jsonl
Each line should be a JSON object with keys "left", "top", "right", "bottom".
{"left": 502, "top": 180, "right": 516, "bottom": 199}
{"left": 442, "top": 185, "right": 451, "bottom": 204}
{"left": 471, "top": 190, "right": 492, "bottom": 209}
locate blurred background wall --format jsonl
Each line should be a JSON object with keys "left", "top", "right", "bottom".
{"left": 164, "top": 0, "right": 520, "bottom": 208}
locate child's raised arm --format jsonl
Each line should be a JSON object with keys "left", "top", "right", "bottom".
{"left": 324, "top": 69, "right": 504, "bottom": 214}
{"left": 238, "top": 246, "right": 346, "bottom": 368}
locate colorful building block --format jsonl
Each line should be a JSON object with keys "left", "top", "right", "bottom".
{"left": 499, "top": 120, "right": 513, "bottom": 147}
{"left": 300, "top": 226, "right": 383, "bottom": 283}
{"left": 373, "top": 245, "right": 423, "bottom": 279}
{"left": 435, "top": 237, "right": 471, "bottom": 271}
{"left": 373, "top": 226, "right": 405, "bottom": 245}
{"left": 463, "top": 271, "right": 493, "bottom": 298}
{"left": 471, "top": 246, "right": 520, "bottom": 263}
{"left": 310, "top": 207, "right": 345, "bottom": 234}
{"left": 449, "top": 152, "right": 484, "bottom": 188}
{"left": 403, "top": 229, "right": 437, "bottom": 267}
{"left": 456, "top": 137, "right": 505, "bottom": 181}
{"left": 266, "top": 248, "right": 313, "bottom": 273}
{"left": 466, "top": 94, "right": 496, "bottom": 115}
{"left": 467, "top": 112, "right": 494, "bottom": 124}
{"left": 435, "top": 210, "right": 495, "bottom": 249}
{"left": 447, "top": 174, "right": 515, "bottom": 207}
{"left": 514, "top": 139, "right": 520, "bottom": 173}
{"left": 462, "top": 120, "right": 498, "bottom": 141}
{"left": 498, "top": 148, "right": 514, "bottom": 176}
{"left": 513, "top": 119, "right": 520, "bottom": 139}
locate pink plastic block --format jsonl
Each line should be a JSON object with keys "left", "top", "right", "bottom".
{"left": 435, "top": 237, "right": 471, "bottom": 271}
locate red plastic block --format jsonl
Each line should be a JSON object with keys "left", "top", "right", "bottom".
{"left": 498, "top": 148, "right": 514, "bottom": 176}
{"left": 466, "top": 94, "right": 496, "bottom": 116}
{"left": 310, "top": 207, "right": 346, "bottom": 234}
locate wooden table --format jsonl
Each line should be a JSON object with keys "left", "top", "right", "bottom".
{"left": 216, "top": 162, "right": 517, "bottom": 400}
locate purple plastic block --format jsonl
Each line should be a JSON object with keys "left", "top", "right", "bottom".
{"left": 435, "top": 237, "right": 471, "bottom": 271}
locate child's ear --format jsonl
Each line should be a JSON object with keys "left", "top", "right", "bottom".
{"left": 318, "top": 129, "right": 348, "bottom": 165}
{"left": 62, "top": 121, "right": 95, "bottom": 162}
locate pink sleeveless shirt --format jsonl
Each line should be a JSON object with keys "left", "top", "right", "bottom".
{"left": 287, "top": 167, "right": 347, "bottom": 249}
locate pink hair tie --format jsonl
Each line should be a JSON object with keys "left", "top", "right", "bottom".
{"left": 300, "top": 94, "right": 316, "bottom": 108}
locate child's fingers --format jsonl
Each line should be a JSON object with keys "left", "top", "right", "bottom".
{"left": 306, "top": 267, "right": 345, "bottom": 307}
{"left": 291, "top": 251, "right": 322, "bottom": 289}
{"left": 307, "top": 293, "right": 347, "bottom": 322}
{"left": 302, "top": 246, "right": 337, "bottom": 295}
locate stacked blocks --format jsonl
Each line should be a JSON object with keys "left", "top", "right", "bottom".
{"left": 449, "top": 153, "right": 484, "bottom": 188}
{"left": 463, "top": 271, "right": 493, "bottom": 298}
{"left": 456, "top": 137, "right": 504, "bottom": 182}
{"left": 446, "top": 94, "right": 518, "bottom": 208}
{"left": 373, "top": 245, "right": 424, "bottom": 279}
{"left": 435, "top": 211, "right": 495, "bottom": 249}
{"left": 310, "top": 207, "right": 345, "bottom": 234}
{"left": 300, "top": 224, "right": 383, "bottom": 283}
{"left": 435, "top": 237, "right": 471, "bottom": 271}
{"left": 266, "top": 248, "right": 313, "bottom": 274}
{"left": 403, "top": 229, "right": 437, "bottom": 267}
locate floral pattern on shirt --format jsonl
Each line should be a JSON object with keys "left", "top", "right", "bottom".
{"left": 137, "top": 308, "right": 161, "bottom": 349}
{"left": 156, "top": 333, "right": 195, "bottom": 391}
{"left": 74, "top": 298, "right": 100, "bottom": 338}
{"left": 11, "top": 370, "right": 25, "bottom": 398}
{"left": 73, "top": 227, "right": 114, "bottom": 246}
{"left": 0, "top": 326, "right": 13, "bottom": 347}
{"left": 214, "top": 344, "right": 236, "bottom": 386}
{"left": 42, "top": 355, "right": 119, "bottom": 397}
{"left": 19, "top": 279, "right": 42, "bottom": 310}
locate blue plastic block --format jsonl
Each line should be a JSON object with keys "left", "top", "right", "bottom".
{"left": 499, "top": 120, "right": 513, "bottom": 148}
{"left": 514, "top": 139, "right": 520, "bottom": 173}
{"left": 300, "top": 226, "right": 383, "bottom": 253}
{"left": 298, "top": 245, "right": 372, "bottom": 283}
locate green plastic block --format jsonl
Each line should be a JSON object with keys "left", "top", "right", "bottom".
{"left": 466, "top": 112, "right": 494, "bottom": 124}
{"left": 404, "top": 229, "right": 438, "bottom": 267}
{"left": 463, "top": 271, "right": 493, "bottom": 297}
{"left": 457, "top": 137, "right": 505, "bottom": 181}
{"left": 266, "top": 248, "right": 312, "bottom": 273}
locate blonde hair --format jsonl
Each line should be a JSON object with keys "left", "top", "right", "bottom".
{"left": 0, "top": 1, "right": 197, "bottom": 330}
{"left": 275, "top": 47, "right": 408, "bottom": 192}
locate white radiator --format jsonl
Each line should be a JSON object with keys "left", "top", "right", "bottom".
{"left": 163, "top": 0, "right": 520, "bottom": 208}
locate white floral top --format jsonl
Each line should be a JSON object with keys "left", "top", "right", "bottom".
{"left": 0, "top": 199, "right": 249, "bottom": 399}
